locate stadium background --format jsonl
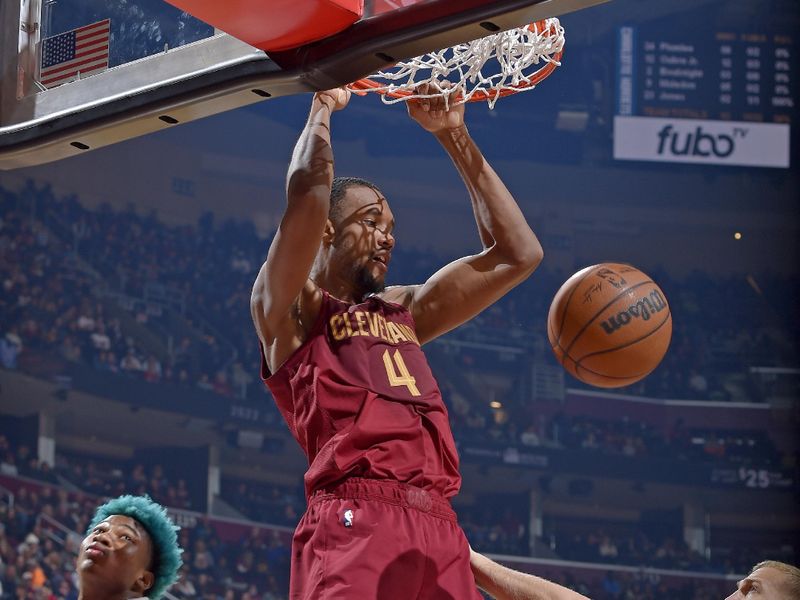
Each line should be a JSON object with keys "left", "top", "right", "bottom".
{"left": 0, "top": 0, "right": 797, "bottom": 598}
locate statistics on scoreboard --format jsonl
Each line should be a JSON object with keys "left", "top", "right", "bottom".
{"left": 614, "top": 25, "right": 795, "bottom": 168}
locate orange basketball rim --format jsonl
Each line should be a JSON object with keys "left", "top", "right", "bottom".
{"left": 349, "top": 19, "right": 565, "bottom": 106}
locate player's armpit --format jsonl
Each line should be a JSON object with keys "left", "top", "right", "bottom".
{"left": 253, "top": 279, "right": 324, "bottom": 373}
{"left": 408, "top": 248, "right": 540, "bottom": 345}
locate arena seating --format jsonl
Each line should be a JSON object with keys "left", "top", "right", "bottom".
{"left": 1, "top": 183, "right": 796, "bottom": 599}
{"left": 0, "top": 468, "right": 745, "bottom": 599}
{"left": 3, "top": 182, "right": 797, "bottom": 407}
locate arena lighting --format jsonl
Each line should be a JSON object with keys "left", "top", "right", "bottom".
{"left": 489, "top": 401, "right": 503, "bottom": 409}
{"left": 734, "top": 232, "right": 743, "bottom": 240}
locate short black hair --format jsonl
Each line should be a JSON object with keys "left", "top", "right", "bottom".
{"left": 330, "top": 176, "right": 382, "bottom": 224}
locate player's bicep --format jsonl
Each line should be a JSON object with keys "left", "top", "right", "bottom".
{"left": 254, "top": 279, "right": 321, "bottom": 373}
{"left": 410, "top": 250, "right": 533, "bottom": 344}
{"left": 251, "top": 201, "right": 327, "bottom": 343}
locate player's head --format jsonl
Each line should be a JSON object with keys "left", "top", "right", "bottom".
{"left": 724, "top": 561, "right": 800, "bottom": 600}
{"left": 78, "top": 495, "right": 182, "bottom": 599}
{"left": 323, "top": 176, "right": 395, "bottom": 299}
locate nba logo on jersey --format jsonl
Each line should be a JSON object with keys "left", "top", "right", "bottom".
{"left": 342, "top": 509, "right": 354, "bottom": 528}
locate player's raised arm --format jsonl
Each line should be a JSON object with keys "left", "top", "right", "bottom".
{"left": 251, "top": 88, "right": 350, "bottom": 354}
{"left": 392, "top": 90, "right": 543, "bottom": 344}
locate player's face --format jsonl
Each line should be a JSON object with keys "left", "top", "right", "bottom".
{"left": 77, "top": 515, "right": 154, "bottom": 598}
{"left": 724, "top": 567, "right": 790, "bottom": 600}
{"left": 332, "top": 185, "right": 396, "bottom": 296}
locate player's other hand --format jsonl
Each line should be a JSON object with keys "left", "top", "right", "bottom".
{"left": 316, "top": 87, "right": 351, "bottom": 112}
{"left": 407, "top": 82, "right": 465, "bottom": 132}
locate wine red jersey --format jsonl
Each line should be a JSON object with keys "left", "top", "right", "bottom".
{"left": 262, "top": 290, "right": 461, "bottom": 499}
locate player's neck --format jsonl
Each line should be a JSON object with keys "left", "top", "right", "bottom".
{"left": 311, "top": 268, "right": 360, "bottom": 304}
{"left": 78, "top": 587, "right": 129, "bottom": 600}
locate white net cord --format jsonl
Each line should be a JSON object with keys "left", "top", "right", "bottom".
{"left": 351, "top": 18, "right": 565, "bottom": 109}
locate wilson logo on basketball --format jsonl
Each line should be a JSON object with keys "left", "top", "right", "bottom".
{"left": 599, "top": 290, "right": 668, "bottom": 335}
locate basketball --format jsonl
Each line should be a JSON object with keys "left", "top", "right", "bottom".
{"left": 547, "top": 263, "right": 672, "bottom": 388}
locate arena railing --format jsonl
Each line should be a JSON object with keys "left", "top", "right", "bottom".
{"left": 489, "top": 552, "right": 743, "bottom": 596}
{"left": 749, "top": 366, "right": 800, "bottom": 407}
{"left": 36, "top": 511, "right": 82, "bottom": 551}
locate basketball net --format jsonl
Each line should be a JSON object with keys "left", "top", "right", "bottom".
{"left": 349, "top": 18, "right": 565, "bottom": 109}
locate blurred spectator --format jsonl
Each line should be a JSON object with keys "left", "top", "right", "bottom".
{"left": 3, "top": 182, "right": 797, "bottom": 410}
{"left": 0, "top": 329, "right": 22, "bottom": 369}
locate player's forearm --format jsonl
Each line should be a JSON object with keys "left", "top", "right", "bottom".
{"left": 434, "top": 126, "right": 542, "bottom": 266}
{"left": 471, "top": 552, "right": 592, "bottom": 600}
{"left": 286, "top": 94, "right": 336, "bottom": 211}
{"left": 252, "top": 95, "right": 335, "bottom": 342}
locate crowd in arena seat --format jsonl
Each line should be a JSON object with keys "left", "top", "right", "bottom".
{"left": 0, "top": 188, "right": 788, "bottom": 476}
{"left": 551, "top": 527, "right": 711, "bottom": 573}
{"left": 3, "top": 181, "right": 798, "bottom": 408}
{"left": 0, "top": 438, "right": 58, "bottom": 486}
{"left": 0, "top": 184, "right": 256, "bottom": 401}
{"left": 0, "top": 467, "right": 292, "bottom": 598}
{"left": 1, "top": 182, "right": 796, "bottom": 596}
{"left": 220, "top": 479, "right": 303, "bottom": 528}
{"left": 442, "top": 394, "right": 785, "bottom": 468}
{"left": 0, "top": 181, "right": 791, "bottom": 480}
{"left": 0, "top": 436, "right": 194, "bottom": 512}
{"left": 56, "top": 453, "right": 195, "bottom": 512}
{"left": 4, "top": 430, "right": 787, "bottom": 588}
{"left": 459, "top": 504, "right": 529, "bottom": 556}
{"left": 0, "top": 478, "right": 98, "bottom": 600}
{"left": 0, "top": 468, "right": 740, "bottom": 600}
{"left": 461, "top": 506, "right": 789, "bottom": 576}
{"left": 543, "top": 414, "right": 782, "bottom": 466}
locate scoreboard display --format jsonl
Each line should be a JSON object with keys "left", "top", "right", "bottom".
{"left": 614, "top": 19, "right": 796, "bottom": 169}
{"left": 617, "top": 27, "right": 795, "bottom": 124}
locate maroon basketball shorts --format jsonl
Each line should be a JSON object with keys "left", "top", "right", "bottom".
{"left": 290, "top": 478, "right": 483, "bottom": 600}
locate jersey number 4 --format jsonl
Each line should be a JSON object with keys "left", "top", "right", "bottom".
{"left": 382, "top": 349, "right": 421, "bottom": 397}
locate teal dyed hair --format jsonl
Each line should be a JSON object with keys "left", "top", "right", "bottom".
{"left": 88, "top": 495, "right": 183, "bottom": 599}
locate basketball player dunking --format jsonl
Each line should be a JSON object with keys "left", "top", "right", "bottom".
{"left": 251, "top": 86, "right": 543, "bottom": 599}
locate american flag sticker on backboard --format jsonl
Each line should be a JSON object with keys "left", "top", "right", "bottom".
{"left": 39, "top": 19, "right": 110, "bottom": 89}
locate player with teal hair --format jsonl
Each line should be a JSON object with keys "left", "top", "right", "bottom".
{"left": 77, "top": 495, "right": 183, "bottom": 600}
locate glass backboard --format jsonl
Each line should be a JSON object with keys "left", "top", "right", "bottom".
{"left": 0, "top": 0, "right": 609, "bottom": 169}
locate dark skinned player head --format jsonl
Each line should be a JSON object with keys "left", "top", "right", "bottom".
{"left": 77, "top": 495, "right": 182, "bottom": 599}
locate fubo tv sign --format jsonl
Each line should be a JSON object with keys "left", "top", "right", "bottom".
{"left": 614, "top": 116, "right": 790, "bottom": 168}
